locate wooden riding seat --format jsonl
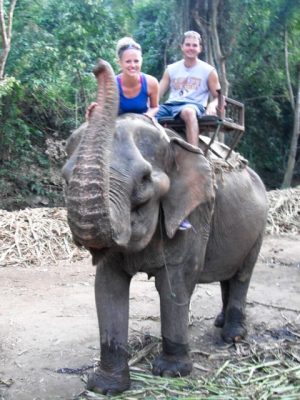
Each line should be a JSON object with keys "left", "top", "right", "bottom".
{"left": 158, "top": 93, "right": 245, "bottom": 161}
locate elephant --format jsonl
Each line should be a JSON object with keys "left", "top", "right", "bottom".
{"left": 62, "top": 59, "right": 268, "bottom": 395}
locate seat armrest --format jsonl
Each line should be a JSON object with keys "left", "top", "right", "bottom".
{"left": 224, "top": 97, "right": 245, "bottom": 127}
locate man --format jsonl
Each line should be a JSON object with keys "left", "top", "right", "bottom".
{"left": 156, "top": 31, "right": 222, "bottom": 146}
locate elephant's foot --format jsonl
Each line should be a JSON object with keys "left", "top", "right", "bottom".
{"left": 86, "top": 366, "right": 130, "bottom": 395}
{"left": 152, "top": 337, "right": 192, "bottom": 377}
{"left": 87, "top": 342, "right": 130, "bottom": 395}
{"left": 221, "top": 307, "right": 247, "bottom": 343}
{"left": 152, "top": 353, "right": 192, "bottom": 377}
{"left": 214, "top": 310, "right": 225, "bottom": 328}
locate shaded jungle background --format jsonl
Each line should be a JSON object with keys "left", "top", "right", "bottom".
{"left": 0, "top": 0, "right": 299, "bottom": 210}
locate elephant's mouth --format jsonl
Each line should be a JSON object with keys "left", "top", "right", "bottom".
{"left": 88, "top": 245, "right": 114, "bottom": 265}
{"left": 131, "top": 196, "right": 150, "bottom": 213}
{"left": 129, "top": 199, "right": 159, "bottom": 251}
{"left": 127, "top": 171, "right": 169, "bottom": 251}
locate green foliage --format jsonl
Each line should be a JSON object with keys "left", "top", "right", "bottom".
{"left": 7, "top": 0, "right": 132, "bottom": 135}
{"left": 35, "top": 153, "right": 50, "bottom": 168}
{"left": 0, "top": 77, "right": 19, "bottom": 98}
{"left": 226, "top": 0, "right": 299, "bottom": 186}
{"left": 1, "top": 0, "right": 299, "bottom": 209}
{"left": 1, "top": 0, "right": 134, "bottom": 208}
{"left": 132, "top": 0, "right": 182, "bottom": 78}
{"left": 0, "top": 79, "right": 31, "bottom": 163}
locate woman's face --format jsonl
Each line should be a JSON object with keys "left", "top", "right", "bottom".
{"left": 119, "top": 49, "right": 142, "bottom": 77}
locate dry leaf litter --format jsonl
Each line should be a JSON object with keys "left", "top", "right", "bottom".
{"left": 0, "top": 187, "right": 299, "bottom": 268}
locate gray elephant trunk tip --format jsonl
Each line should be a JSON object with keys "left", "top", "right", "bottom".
{"left": 92, "top": 60, "right": 119, "bottom": 126}
{"left": 93, "top": 59, "right": 112, "bottom": 78}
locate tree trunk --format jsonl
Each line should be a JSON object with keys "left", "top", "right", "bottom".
{"left": 181, "top": 0, "right": 190, "bottom": 32}
{"left": 282, "top": 64, "right": 300, "bottom": 188}
{"left": 284, "top": 29, "right": 295, "bottom": 111}
{"left": 210, "top": 0, "right": 229, "bottom": 96}
{"left": 0, "top": 0, "right": 17, "bottom": 79}
{"left": 192, "top": 0, "right": 229, "bottom": 95}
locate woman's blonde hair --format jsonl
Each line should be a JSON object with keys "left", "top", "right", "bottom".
{"left": 116, "top": 37, "right": 142, "bottom": 59}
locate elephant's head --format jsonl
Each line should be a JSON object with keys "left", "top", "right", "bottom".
{"left": 63, "top": 60, "right": 215, "bottom": 253}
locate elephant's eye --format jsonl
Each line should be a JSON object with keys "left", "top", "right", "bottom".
{"left": 141, "top": 174, "right": 151, "bottom": 185}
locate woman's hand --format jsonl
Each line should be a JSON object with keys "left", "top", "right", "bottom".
{"left": 85, "top": 102, "right": 98, "bottom": 121}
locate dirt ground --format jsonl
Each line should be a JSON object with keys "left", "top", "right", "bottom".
{"left": 0, "top": 234, "right": 299, "bottom": 400}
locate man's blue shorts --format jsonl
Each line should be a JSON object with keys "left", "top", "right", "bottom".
{"left": 156, "top": 101, "right": 205, "bottom": 120}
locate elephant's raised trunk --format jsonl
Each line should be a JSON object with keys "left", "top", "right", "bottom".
{"left": 66, "top": 60, "right": 120, "bottom": 249}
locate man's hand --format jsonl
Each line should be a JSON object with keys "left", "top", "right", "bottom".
{"left": 206, "top": 96, "right": 226, "bottom": 117}
{"left": 206, "top": 98, "right": 218, "bottom": 116}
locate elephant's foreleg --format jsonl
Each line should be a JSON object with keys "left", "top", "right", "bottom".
{"left": 153, "top": 266, "right": 195, "bottom": 377}
{"left": 87, "top": 256, "right": 131, "bottom": 395}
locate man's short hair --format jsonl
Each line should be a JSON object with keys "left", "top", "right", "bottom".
{"left": 182, "top": 31, "right": 202, "bottom": 45}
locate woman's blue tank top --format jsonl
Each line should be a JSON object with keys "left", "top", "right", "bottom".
{"left": 116, "top": 74, "right": 148, "bottom": 114}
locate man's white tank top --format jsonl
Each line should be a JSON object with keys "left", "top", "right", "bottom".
{"left": 166, "top": 59, "right": 214, "bottom": 106}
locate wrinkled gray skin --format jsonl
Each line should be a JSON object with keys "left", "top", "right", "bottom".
{"left": 62, "top": 60, "right": 268, "bottom": 395}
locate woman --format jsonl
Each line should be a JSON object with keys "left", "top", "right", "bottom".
{"left": 116, "top": 37, "right": 159, "bottom": 117}
{"left": 86, "top": 37, "right": 159, "bottom": 119}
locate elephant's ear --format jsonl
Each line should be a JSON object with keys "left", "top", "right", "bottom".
{"left": 161, "top": 137, "right": 215, "bottom": 239}
{"left": 65, "top": 122, "right": 88, "bottom": 156}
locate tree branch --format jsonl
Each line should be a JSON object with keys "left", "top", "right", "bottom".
{"left": 211, "top": 0, "right": 223, "bottom": 61}
{"left": 0, "top": 0, "right": 8, "bottom": 46}
{"left": 7, "top": 0, "right": 17, "bottom": 42}
{"left": 282, "top": 64, "right": 300, "bottom": 188}
{"left": 192, "top": 1, "right": 210, "bottom": 62}
{"left": 0, "top": 0, "right": 17, "bottom": 78}
{"left": 210, "top": 0, "right": 229, "bottom": 95}
{"left": 284, "top": 28, "right": 295, "bottom": 110}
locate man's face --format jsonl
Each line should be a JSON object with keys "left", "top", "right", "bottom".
{"left": 181, "top": 37, "right": 201, "bottom": 60}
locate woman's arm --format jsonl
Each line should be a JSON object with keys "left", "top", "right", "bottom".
{"left": 145, "top": 75, "right": 159, "bottom": 118}
{"left": 85, "top": 102, "right": 98, "bottom": 121}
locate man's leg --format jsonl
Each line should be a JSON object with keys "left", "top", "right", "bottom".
{"left": 179, "top": 107, "right": 199, "bottom": 146}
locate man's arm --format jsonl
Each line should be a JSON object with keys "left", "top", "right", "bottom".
{"left": 206, "top": 70, "right": 223, "bottom": 115}
{"left": 207, "top": 69, "right": 221, "bottom": 98}
{"left": 159, "top": 69, "right": 170, "bottom": 100}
